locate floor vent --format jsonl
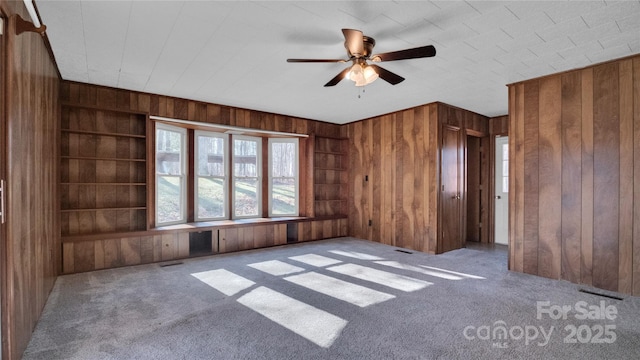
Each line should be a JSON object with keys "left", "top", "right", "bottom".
{"left": 578, "top": 289, "right": 623, "bottom": 301}
{"left": 395, "top": 249, "right": 413, "bottom": 254}
{"left": 160, "top": 261, "right": 184, "bottom": 268}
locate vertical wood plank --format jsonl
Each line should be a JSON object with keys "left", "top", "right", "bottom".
{"left": 592, "top": 62, "right": 620, "bottom": 291}
{"left": 537, "top": 76, "right": 562, "bottom": 279}
{"left": 581, "top": 68, "right": 595, "bottom": 286}
{"left": 514, "top": 84, "right": 526, "bottom": 272}
{"left": 618, "top": 59, "right": 634, "bottom": 294}
{"left": 632, "top": 57, "right": 640, "bottom": 296}
{"left": 560, "top": 71, "right": 582, "bottom": 284}
{"left": 381, "top": 115, "right": 395, "bottom": 246}
{"left": 428, "top": 104, "right": 439, "bottom": 253}
{"left": 414, "top": 106, "right": 428, "bottom": 251}
{"left": 62, "top": 243, "right": 74, "bottom": 274}
{"left": 276, "top": 224, "right": 287, "bottom": 245}
{"left": 140, "top": 236, "right": 155, "bottom": 264}
{"left": 178, "top": 232, "right": 190, "bottom": 258}
{"left": 103, "top": 238, "right": 122, "bottom": 268}
{"left": 254, "top": 225, "right": 267, "bottom": 247}
{"left": 153, "top": 235, "right": 163, "bottom": 262}
{"left": 94, "top": 240, "right": 105, "bottom": 270}
{"left": 402, "top": 112, "right": 416, "bottom": 249}
{"left": 121, "top": 237, "right": 141, "bottom": 265}
{"left": 161, "top": 233, "right": 177, "bottom": 260}
{"left": 523, "top": 81, "right": 540, "bottom": 275}
{"left": 508, "top": 86, "right": 517, "bottom": 270}
{"left": 371, "top": 117, "right": 382, "bottom": 243}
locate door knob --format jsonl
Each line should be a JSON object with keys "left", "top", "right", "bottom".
{"left": 453, "top": 194, "right": 460, "bottom": 200}
{"left": 495, "top": 195, "right": 501, "bottom": 199}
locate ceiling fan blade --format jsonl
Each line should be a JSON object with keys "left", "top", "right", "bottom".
{"left": 369, "top": 65, "right": 404, "bottom": 85}
{"left": 287, "top": 58, "right": 346, "bottom": 63}
{"left": 372, "top": 45, "right": 436, "bottom": 62}
{"left": 342, "top": 28, "right": 364, "bottom": 57}
{"left": 324, "top": 67, "right": 351, "bottom": 87}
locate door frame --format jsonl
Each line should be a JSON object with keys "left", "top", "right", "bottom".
{"left": 493, "top": 136, "right": 509, "bottom": 245}
{"left": 0, "top": 13, "right": 7, "bottom": 360}
{"left": 488, "top": 133, "right": 508, "bottom": 244}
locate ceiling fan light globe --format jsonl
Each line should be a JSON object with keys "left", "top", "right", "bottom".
{"left": 349, "top": 63, "right": 363, "bottom": 82}
{"left": 355, "top": 78, "right": 368, "bottom": 87}
{"left": 363, "top": 65, "right": 379, "bottom": 84}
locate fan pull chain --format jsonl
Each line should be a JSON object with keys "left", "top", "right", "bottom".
{"left": 357, "top": 86, "right": 366, "bottom": 99}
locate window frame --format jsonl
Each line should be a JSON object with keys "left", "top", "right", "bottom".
{"left": 194, "top": 130, "right": 229, "bottom": 221}
{"left": 231, "top": 135, "right": 262, "bottom": 219}
{"left": 155, "top": 123, "right": 188, "bottom": 226}
{"left": 268, "top": 138, "right": 299, "bottom": 217}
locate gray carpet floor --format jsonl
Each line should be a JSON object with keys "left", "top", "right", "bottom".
{"left": 23, "top": 237, "right": 640, "bottom": 359}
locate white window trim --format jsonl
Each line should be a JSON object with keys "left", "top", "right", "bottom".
{"left": 232, "top": 135, "right": 262, "bottom": 219}
{"left": 194, "top": 130, "right": 229, "bottom": 221}
{"left": 155, "top": 123, "right": 187, "bottom": 226}
{"left": 268, "top": 138, "right": 299, "bottom": 217}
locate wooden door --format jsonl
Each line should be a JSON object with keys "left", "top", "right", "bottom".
{"left": 440, "top": 125, "right": 463, "bottom": 253}
{"left": 0, "top": 15, "right": 6, "bottom": 360}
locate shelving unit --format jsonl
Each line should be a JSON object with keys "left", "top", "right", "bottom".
{"left": 313, "top": 136, "right": 349, "bottom": 217}
{"left": 60, "top": 105, "right": 148, "bottom": 236}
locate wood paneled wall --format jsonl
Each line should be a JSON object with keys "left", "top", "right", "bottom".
{"left": 346, "top": 103, "right": 488, "bottom": 253}
{"left": 1, "top": 3, "right": 60, "bottom": 359}
{"left": 61, "top": 218, "right": 348, "bottom": 274}
{"left": 489, "top": 115, "right": 509, "bottom": 136}
{"left": 347, "top": 104, "right": 438, "bottom": 252}
{"left": 59, "top": 81, "right": 348, "bottom": 274}
{"left": 61, "top": 81, "right": 345, "bottom": 138}
{"left": 508, "top": 54, "right": 640, "bottom": 296}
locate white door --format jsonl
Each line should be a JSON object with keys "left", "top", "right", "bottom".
{"left": 494, "top": 136, "right": 509, "bottom": 245}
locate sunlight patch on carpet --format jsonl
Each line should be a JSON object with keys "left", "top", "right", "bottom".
{"left": 328, "top": 250, "right": 384, "bottom": 260}
{"left": 419, "top": 265, "right": 485, "bottom": 279}
{"left": 248, "top": 260, "right": 305, "bottom": 276}
{"left": 289, "top": 254, "right": 343, "bottom": 267}
{"left": 285, "top": 271, "right": 395, "bottom": 307}
{"left": 327, "top": 263, "right": 431, "bottom": 292}
{"left": 191, "top": 269, "right": 255, "bottom": 296}
{"left": 375, "top": 261, "right": 466, "bottom": 280}
{"left": 237, "top": 286, "right": 348, "bottom": 348}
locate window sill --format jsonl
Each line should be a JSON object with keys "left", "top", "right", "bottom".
{"left": 154, "top": 217, "right": 306, "bottom": 231}
{"left": 153, "top": 215, "right": 345, "bottom": 232}
{"left": 151, "top": 215, "right": 347, "bottom": 231}
{"left": 61, "top": 215, "right": 348, "bottom": 243}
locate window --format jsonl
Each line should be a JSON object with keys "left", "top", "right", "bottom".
{"left": 155, "top": 122, "right": 301, "bottom": 225}
{"left": 502, "top": 143, "right": 509, "bottom": 193}
{"left": 232, "top": 135, "right": 262, "bottom": 218}
{"left": 269, "top": 138, "right": 299, "bottom": 216}
{"left": 156, "top": 124, "right": 187, "bottom": 225}
{"left": 195, "top": 131, "right": 228, "bottom": 220}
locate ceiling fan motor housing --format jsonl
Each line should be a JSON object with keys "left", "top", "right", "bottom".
{"left": 346, "top": 35, "right": 376, "bottom": 59}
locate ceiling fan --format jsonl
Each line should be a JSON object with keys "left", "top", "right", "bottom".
{"left": 287, "top": 28, "right": 436, "bottom": 87}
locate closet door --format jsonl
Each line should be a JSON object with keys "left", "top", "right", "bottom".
{"left": 440, "top": 125, "right": 464, "bottom": 253}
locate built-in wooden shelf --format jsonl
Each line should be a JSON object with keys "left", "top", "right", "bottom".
{"left": 61, "top": 207, "right": 147, "bottom": 213}
{"left": 60, "top": 106, "right": 148, "bottom": 237}
{"left": 61, "top": 156, "right": 146, "bottom": 162}
{"left": 60, "top": 182, "right": 146, "bottom": 186}
{"left": 61, "top": 129, "right": 146, "bottom": 139}
{"left": 313, "top": 136, "right": 349, "bottom": 217}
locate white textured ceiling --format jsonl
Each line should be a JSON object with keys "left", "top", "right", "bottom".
{"left": 37, "top": 1, "right": 640, "bottom": 124}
